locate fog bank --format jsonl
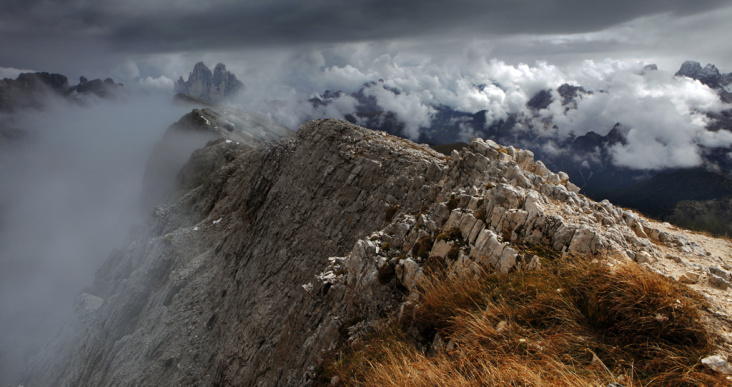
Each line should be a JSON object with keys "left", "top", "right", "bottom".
{"left": 0, "top": 91, "right": 188, "bottom": 383}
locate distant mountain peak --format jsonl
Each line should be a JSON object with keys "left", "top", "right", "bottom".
{"left": 675, "top": 60, "right": 728, "bottom": 88}
{"left": 0, "top": 71, "right": 120, "bottom": 113}
{"left": 641, "top": 64, "right": 658, "bottom": 75}
{"left": 175, "top": 62, "right": 243, "bottom": 103}
{"left": 677, "top": 60, "right": 703, "bottom": 76}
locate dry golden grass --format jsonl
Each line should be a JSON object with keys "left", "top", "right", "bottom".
{"left": 318, "top": 253, "right": 728, "bottom": 386}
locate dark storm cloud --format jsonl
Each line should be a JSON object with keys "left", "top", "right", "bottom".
{"left": 1, "top": 0, "right": 730, "bottom": 70}
{"left": 90, "top": 0, "right": 732, "bottom": 49}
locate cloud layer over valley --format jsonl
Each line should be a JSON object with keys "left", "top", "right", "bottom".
{"left": 139, "top": 49, "right": 731, "bottom": 172}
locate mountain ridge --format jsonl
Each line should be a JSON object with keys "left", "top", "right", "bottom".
{"left": 0, "top": 72, "right": 121, "bottom": 112}
{"left": 20, "top": 116, "right": 732, "bottom": 385}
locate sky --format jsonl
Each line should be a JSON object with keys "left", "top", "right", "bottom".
{"left": 1, "top": 0, "right": 731, "bottom": 82}
{"left": 3, "top": 0, "right": 732, "bottom": 163}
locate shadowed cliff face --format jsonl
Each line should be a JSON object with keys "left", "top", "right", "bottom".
{"left": 21, "top": 118, "right": 732, "bottom": 386}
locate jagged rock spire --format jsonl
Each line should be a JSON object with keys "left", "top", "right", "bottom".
{"left": 175, "top": 62, "right": 244, "bottom": 103}
{"left": 675, "top": 60, "right": 723, "bottom": 87}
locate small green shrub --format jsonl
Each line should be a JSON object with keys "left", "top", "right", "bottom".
{"left": 446, "top": 194, "right": 460, "bottom": 211}
{"left": 447, "top": 228, "right": 463, "bottom": 243}
{"left": 411, "top": 236, "right": 434, "bottom": 259}
{"left": 446, "top": 197, "right": 459, "bottom": 211}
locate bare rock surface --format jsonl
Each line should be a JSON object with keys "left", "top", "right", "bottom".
{"left": 22, "top": 118, "right": 732, "bottom": 386}
{"left": 175, "top": 62, "right": 243, "bottom": 103}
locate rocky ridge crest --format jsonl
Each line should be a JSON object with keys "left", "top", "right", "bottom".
{"left": 140, "top": 107, "right": 295, "bottom": 212}
{"left": 23, "top": 118, "right": 732, "bottom": 386}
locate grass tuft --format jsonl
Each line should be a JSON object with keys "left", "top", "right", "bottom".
{"left": 318, "top": 253, "right": 725, "bottom": 386}
{"left": 411, "top": 236, "right": 435, "bottom": 260}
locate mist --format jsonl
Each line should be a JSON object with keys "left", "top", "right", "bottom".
{"left": 0, "top": 90, "right": 188, "bottom": 383}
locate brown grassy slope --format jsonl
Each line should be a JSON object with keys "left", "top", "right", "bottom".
{"left": 319, "top": 253, "right": 728, "bottom": 386}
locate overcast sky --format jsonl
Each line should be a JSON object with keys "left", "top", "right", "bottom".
{"left": 1, "top": 0, "right": 731, "bottom": 82}
{"left": 2, "top": 0, "right": 732, "bottom": 172}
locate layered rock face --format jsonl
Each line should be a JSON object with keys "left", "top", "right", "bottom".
{"left": 75, "top": 76, "right": 120, "bottom": 97}
{"left": 25, "top": 119, "right": 444, "bottom": 385}
{"left": 175, "top": 62, "right": 243, "bottom": 103}
{"left": 23, "top": 119, "right": 732, "bottom": 386}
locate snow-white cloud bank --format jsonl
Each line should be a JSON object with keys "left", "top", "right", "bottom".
{"left": 162, "top": 46, "right": 731, "bottom": 171}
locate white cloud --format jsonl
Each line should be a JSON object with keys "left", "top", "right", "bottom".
{"left": 114, "top": 59, "right": 141, "bottom": 79}
{"left": 541, "top": 62, "right": 728, "bottom": 169}
{"left": 363, "top": 83, "right": 434, "bottom": 139}
{"left": 121, "top": 45, "right": 731, "bottom": 171}
{"left": 137, "top": 75, "right": 175, "bottom": 91}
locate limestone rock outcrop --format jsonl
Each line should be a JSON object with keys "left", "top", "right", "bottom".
{"left": 22, "top": 118, "right": 732, "bottom": 386}
{"left": 175, "top": 62, "right": 243, "bottom": 103}
{"left": 0, "top": 72, "right": 121, "bottom": 112}
{"left": 2, "top": 72, "right": 63, "bottom": 110}
{"left": 75, "top": 76, "right": 120, "bottom": 97}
